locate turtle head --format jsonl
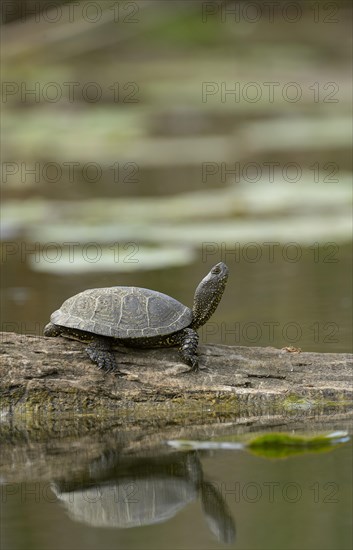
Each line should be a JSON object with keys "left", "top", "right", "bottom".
{"left": 191, "top": 262, "right": 229, "bottom": 329}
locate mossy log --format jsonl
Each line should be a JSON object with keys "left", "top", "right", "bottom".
{"left": 1, "top": 332, "right": 352, "bottom": 420}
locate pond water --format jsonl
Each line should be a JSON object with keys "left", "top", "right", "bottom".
{"left": 1, "top": 418, "right": 352, "bottom": 550}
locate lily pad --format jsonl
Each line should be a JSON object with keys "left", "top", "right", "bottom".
{"left": 247, "top": 431, "right": 350, "bottom": 458}
{"left": 29, "top": 244, "right": 195, "bottom": 273}
{"left": 167, "top": 431, "right": 350, "bottom": 459}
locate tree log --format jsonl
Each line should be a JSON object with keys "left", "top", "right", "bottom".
{"left": 1, "top": 332, "right": 352, "bottom": 422}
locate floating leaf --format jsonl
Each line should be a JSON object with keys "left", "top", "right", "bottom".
{"left": 166, "top": 431, "right": 350, "bottom": 459}
{"left": 247, "top": 431, "right": 350, "bottom": 459}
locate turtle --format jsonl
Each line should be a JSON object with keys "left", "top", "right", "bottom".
{"left": 52, "top": 449, "right": 235, "bottom": 544}
{"left": 44, "top": 262, "right": 228, "bottom": 374}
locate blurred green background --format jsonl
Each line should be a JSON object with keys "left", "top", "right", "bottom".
{"left": 1, "top": 0, "right": 352, "bottom": 351}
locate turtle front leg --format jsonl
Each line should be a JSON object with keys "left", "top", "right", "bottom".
{"left": 177, "top": 328, "right": 199, "bottom": 372}
{"left": 86, "top": 337, "right": 124, "bottom": 376}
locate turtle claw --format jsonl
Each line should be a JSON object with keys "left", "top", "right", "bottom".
{"left": 188, "top": 361, "right": 199, "bottom": 373}
{"left": 180, "top": 368, "right": 199, "bottom": 375}
{"left": 96, "top": 362, "right": 125, "bottom": 376}
{"left": 113, "top": 370, "right": 128, "bottom": 377}
{"left": 198, "top": 365, "right": 211, "bottom": 373}
{"left": 179, "top": 359, "right": 199, "bottom": 375}
{"left": 85, "top": 340, "right": 123, "bottom": 375}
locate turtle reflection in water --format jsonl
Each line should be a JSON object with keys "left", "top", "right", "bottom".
{"left": 44, "top": 262, "right": 229, "bottom": 373}
{"left": 52, "top": 451, "right": 235, "bottom": 545}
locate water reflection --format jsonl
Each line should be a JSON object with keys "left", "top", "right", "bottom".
{"left": 1, "top": 415, "right": 352, "bottom": 550}
{"left": 52, "top": 450, "right": 235, "bottom": 544}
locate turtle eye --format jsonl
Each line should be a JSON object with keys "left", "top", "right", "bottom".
{"left": 212, "top": 266, "right": 221, "bottom": 274}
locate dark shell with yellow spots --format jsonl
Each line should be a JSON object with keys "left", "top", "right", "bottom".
{"left": 50, "top": 287, "right": 192, "bottom": 340}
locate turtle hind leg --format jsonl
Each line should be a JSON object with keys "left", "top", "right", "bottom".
{"left": 44, "top": 322, "right": 61, "bottom": 337}
{"left": 177, "top": 328, "right": 199, "bottom": 373}
{"left": 85, "top": 337, "right": 124, "bottom": 376}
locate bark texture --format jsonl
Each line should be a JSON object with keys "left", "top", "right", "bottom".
{"left": 1, "top": 332, "right": 352, "bottom": 421}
